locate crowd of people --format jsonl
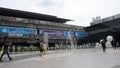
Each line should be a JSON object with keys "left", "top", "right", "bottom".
{"left": 39, "top": 41, "right": 59, "bottom": 57}
{"left": 0, "top": 36, "right": 60, "bottom": 61}
{"left": 99, "top": 38, "right": 117, "bottom": 52}
{"left": 0, "top": 36, "right": 119, "bottom": 61}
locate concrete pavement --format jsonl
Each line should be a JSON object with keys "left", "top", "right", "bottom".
{"left": 0, "top": 48, "right": 120, "bottom": 68}
{"left": 0, "top": 50, "right": 69, "bottom": 63}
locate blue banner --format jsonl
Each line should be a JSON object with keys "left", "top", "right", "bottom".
{"left": 39, "top": 29, "right": 75, "bottom": 36}
{"left": 64, "top": 31, "right": 74, "bottom": 36}
{"left": 75, "top": 32, "right": 88, "bottom": 37}
{"left": 39, "top": 29, "right": 64, "bottom": 36}
{"left": 0, "top": 26, "right": 37, "bottom": 34}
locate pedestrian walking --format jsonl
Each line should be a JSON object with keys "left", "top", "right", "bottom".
{"left": 111, "top": 39, "right": 116, "bottom": 49}
{"left": 55, "top": 43, "right": 59, "bottom": 52}
{"left": 0, "top": 36, "right": 12, "bottom": 61}
{"left": 100, "top": 39, "right": 106, "bottom": 52}
{"left": 39, "top": 41, "right": 44, "bottom": 57}
{"left": 43, "top": 42, "right": 47, "bottom": 54}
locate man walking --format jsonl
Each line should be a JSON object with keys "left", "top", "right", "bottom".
{"left": 0, "top": 36, "right": 12, "bottom": 61}
{"left": 112, "top": 39, "right": 117, "bottom": 49}
{"left": 100, "top": 39, "right": 106, "bottom": 52}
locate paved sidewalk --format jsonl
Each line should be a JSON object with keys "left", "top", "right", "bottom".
{"left": 0, "top": 50, "right": 69, "bottom": 63}
{"left": 1, "top": 48, "right": 120, "bottom": 68}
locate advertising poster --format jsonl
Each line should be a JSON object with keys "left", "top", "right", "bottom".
{"left": 63, "top": 31, "right": 74, "bottom": 36}
{"left": 75, "top": 32, "right": 88, "bottom": 37}
{"left": 39, "top": 29, "right": 64, "bottom": 36}
{"left": 0, "top": 26, "right": 37, "bottom": 35}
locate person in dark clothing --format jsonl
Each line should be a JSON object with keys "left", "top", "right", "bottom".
{"left": 100, "top": 39, "right": 106, "bottom": 52}
{"left": 0, "top": 36, "right": 12, "bottom": 61}
{"left": 39, "top": 41, "right": 44, "bottom": 57}
{"left": 112, "top": 39, "right": 117, "bottom": 49}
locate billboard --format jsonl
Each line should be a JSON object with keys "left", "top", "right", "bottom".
{"left": 63, "top": 31, "right": 74, "bottom": 36}
{"left": 39, "top": 29, "right": 76, "bottom": 37}
{"left": 75, "top": 32, "right": 88, "bottom": 37}
{"left": 0, "top": 26, "right": 37, "bottom": 35}
{"left": 39, "top": 29, "right": 64, "bottom": 36}
{"left": 39, "top": 29, "right": 89, "bottom": 37}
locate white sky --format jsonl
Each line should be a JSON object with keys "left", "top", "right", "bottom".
{"left": 0, "top": 0, "right": 120, "bottom": 26}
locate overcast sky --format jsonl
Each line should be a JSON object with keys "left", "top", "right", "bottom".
{"left": 0, "top": 0, "right": 120, "bottom": 26}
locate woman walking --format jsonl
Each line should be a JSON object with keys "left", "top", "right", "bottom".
{"left": 39, "top": 41, "right": 44, "bottom": 57}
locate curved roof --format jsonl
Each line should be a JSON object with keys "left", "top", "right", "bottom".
{"left": 0, "top": 7, "right": 71, "bottom": 23}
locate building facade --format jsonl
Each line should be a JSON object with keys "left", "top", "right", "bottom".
{"left": 85, "top": 14, "right": 120, "bottom": 45}
{"left": 0, "top": 7, "right": 87, "bottom": 46}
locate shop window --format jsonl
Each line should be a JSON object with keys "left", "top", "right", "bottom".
{"left": 17, "top": 23, "right": 26, "bottom": 27}
{"left": 16, "top": 18, "right": 23, "bottom": 22}
{"left": 2, "top": 22, "right": 10, "bottom": 26}
{"left": 2, "top": 16, "right": 9, "bottom": 21}
{"left": 29, "top": 19, "right": 34, "bottom": 23}
{"left": 23, "top": 19, "right": 29, "bottom": 23}
{"left": 40, "top": 20, "right": 46, "bottom": 24}
{"left": 9, "top": 17, "right": 16, "bottom": 21}
{"left": 27, "top": 24, "right": 36, "bottom": 28}
{"left": 0, "top": 15, "right": 2, "bottom": 20}
{"left": 34, "top": 20, "right": 40, "bottom": 24}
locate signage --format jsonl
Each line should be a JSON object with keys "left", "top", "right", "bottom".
{"left": 39, "top": 29, "right": 64, "bottom": 36}
{"left": 64, "top": 31, "right": 74, "bottom": 36}
{"left": 0, "top": 26, "right": 37, "bottom": 35}
{"left": 39, "top": 29, "right": 75, "bottom": 36}
{"left": 75, "top": 32, "right": 88, "bottom": 37}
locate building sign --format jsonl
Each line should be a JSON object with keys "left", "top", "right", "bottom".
{"left": 63, "top": 31, "right": 74, "bottom": 36}
{"left": 0, "top": 26, "right": 37, "bottom": 35}
{"left": 29, "top": 29, "right": 37, "bottom": 34}
{"left": 39, "top": 29, "right": 64, "bottom": 36}
{"left": 75, "top": 32, "right": 88, "bottom": 37}
{"left": 39, "top": 29, "right": 76, "bottom": 36}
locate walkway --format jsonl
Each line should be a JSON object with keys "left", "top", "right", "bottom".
{"left": 0, "top": 48, "right": 120, "bottom": 68}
